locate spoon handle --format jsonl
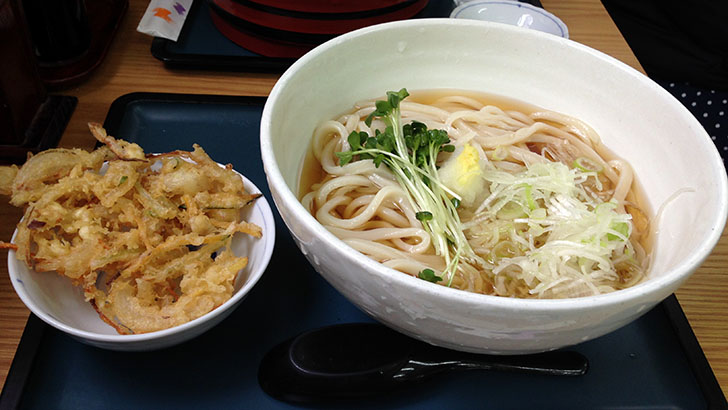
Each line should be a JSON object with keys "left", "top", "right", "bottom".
{"left": 398, "top": 348, "right": 589, "bottom": 381}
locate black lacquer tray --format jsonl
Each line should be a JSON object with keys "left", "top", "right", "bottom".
{"left": 0, "top": 93, "right": 725, "bottom": 410}
{"left": 151, "top": 0, "right": 455, "bottom": 72}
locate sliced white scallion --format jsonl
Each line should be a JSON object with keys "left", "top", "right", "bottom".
{"left": 468, "top": 161, "right": 637, "bottom": 298}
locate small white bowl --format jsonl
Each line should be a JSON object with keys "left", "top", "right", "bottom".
{"left": 450, "top": 0, "right": 569, "bottom": 38}
{"left": 8, "top": 175, "right": 276, "bottom": 351}
{"left": 260, "top": 18, "right": 728, "bottom": 354}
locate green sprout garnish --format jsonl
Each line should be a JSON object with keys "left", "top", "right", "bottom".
{"left": 337, "top": 88, "right": 481, "bottom": 285}
{"left": 418, "top": 268, "right": 443, "bottom": 283}
{"left": 416, "top": 211, "right": 433, "bottom": 222}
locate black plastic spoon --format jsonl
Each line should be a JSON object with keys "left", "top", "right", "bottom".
{"left": 258, "top": 322, "right": 588, "bottom": 403}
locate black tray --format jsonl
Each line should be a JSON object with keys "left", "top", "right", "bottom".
{"left": 1, "top": 92, "right": 726, "bottom": 410}
{"left": 150, "top": 0, "right": 456, "bottom": 72}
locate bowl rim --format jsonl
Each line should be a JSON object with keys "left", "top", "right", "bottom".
{"left": 260, "top": 17, "right": 728, "bottom": 311}
{"left": 7, "top": 174, "right": 276, "bottom": 344}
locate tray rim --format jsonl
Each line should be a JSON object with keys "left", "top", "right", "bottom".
{"left": 1, "top": 91, "right": 725, "bottom": 410}
{"left": 102, "top": 92, "right": 269, "bottom": 134}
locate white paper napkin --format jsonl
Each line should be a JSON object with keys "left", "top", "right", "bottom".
{"left": 137, "top": 0, "right": 194, "bottom": 42}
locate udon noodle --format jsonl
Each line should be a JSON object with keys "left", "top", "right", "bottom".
{"left": 301, "top": 90, "right": 650, "bottom": 299}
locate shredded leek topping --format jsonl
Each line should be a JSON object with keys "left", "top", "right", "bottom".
{"left": 465, "top": 161, "right": 640, "bottom": 297}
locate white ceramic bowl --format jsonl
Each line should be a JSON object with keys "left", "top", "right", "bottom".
{"left": 260, "top": 18, "right": 728, "bottom": 354}
{"left": 450, "top": 0, "right": 569, "bottom": 38}
{"left": 8, "top": 175, "right": 276, "bottom": 351}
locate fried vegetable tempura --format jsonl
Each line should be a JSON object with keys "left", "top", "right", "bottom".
{"left": 0, "top": 123, "right": 263, "bottom": 334}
